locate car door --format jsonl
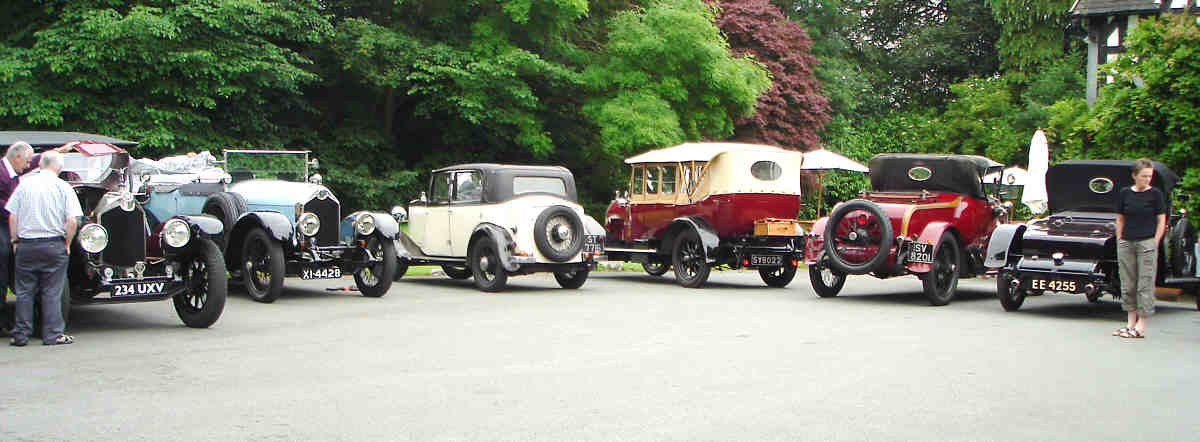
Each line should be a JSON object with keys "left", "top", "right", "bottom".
{"left": 422, "top": 171, "right": 454, "bottom": 256}
{"left": 449, "top": 170, "right": 485, "bottom": 257}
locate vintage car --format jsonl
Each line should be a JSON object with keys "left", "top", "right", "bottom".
{"left": 804, "top": 154, "right": 1007, "bottom": 305}
{"left": 393, "top": 163, "right": 605, "bottom": 292}
{"left": 0, "top": 132, "right": 227, "bottom": 329}
{"left": 603, "top": 142, "right": 808, "bottom": 288}
{"left": 194, "top": 149, "right": 399, "bottom": 303}
{"left": 985, "top": 160, "right": 1200, "bottom": 311}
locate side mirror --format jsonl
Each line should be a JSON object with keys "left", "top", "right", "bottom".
{"left": 308, "top": 158, "right": 319, "bottom": 170}
{"left": 418, "top": 191, "right": 427, "bottom": 203}
{"left": 391, "top": 205, "right": 408, "bottom": 223}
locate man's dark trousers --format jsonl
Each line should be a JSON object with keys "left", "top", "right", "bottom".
{"left": 11, "top": 240, "right": 67, "bottom": 342}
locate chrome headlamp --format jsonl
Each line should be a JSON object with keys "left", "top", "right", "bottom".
{"left": 298, "top": 212, "right": 320, "bottom": 237}
{"left": 163, "top": 218, "right": 191, "bottom": 248}
{"left": 354, "top": 213, "right": 376, "bottom": 236}
{"left": 78, "top": 223, "right": 109, "bottom": 254}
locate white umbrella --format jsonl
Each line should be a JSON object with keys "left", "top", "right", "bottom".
{"left": 983, "top": 166, "right": 1029, "bottom": 186}
{"left": 801, "top": 148, "right": 869, "bottom": 172}
{"left": 1022, "top": 129, "right": 1049, "bottom": 214}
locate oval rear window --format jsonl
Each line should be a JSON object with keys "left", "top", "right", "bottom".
{"left": 751, "top": 161, "right": 782, "bottom": 181}
{"left": 1089, "top": 177, "right": 1114, "bottom": 194}
{"left": 908, "top": 166, "right": 932, "bottom": 181}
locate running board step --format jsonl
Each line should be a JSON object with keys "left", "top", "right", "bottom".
{"left": 1162, "top": 276, "right": 1200, "bottom": 286}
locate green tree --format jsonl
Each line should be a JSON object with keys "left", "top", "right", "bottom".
{"left": 0, "top": 0, "right": 333, "bottom": 155}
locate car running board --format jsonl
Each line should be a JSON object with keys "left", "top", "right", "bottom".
{"left": 1161, "top": 276, "right": 1200, "bottom": 287}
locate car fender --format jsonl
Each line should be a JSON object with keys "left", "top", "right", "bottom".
{"left": 341, "top": 211, "right": 401, "bottom": 241}
{"left": 660, "top": 216, "right": 719, "bottom": 264}
{"left": 171, "top": 214, "right": 225, "bottom": 239}
{"left": 803, "top": 217, "right": 831, "bottom": 264}
{"left": 906, "top": 221, "right": 954, "bottom": 274}
{"left": 581, "top": 214, "right": 606, "bottom": 237}
{"left": 226, "top": 211, "right": 295, "bottom": 266}
{"left": 470, "top": 223, "right": 521, "bottom": 272}
{"left": 984, "top": 224, "right": 1025, "bottom": 269}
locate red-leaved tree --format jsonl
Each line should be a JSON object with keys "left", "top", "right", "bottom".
{"left": 714, "top": 0, "right": 830, "bottom": 150}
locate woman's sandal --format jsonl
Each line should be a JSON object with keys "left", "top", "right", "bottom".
{"left": 1112, "top": 327, "right": 1132, "bottom": 336}
{"left": 1118, "top": 328, "right": 1145, "bottom": 339}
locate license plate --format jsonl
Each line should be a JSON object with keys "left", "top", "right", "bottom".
{"left": 750, "top": 255, "right": 783, "bottom": 266}
{"left": 1030, "top": 278, "right": 1080, "bottom": 293}
{"left": 908, "top": 243, "right": 933, "bottom": 263}
{"left": 300, "top": 266, "right": 343, "bottom": 280}
{"left": 112, "top": 282, "right": 167, "bottom": 297}
{"left": 584, "top": 236, "right": 603, "bottom": 253}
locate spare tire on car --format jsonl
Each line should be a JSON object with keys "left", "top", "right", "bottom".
{"left": 202, "top": 192, "right": 248, "bottom": 249}
{"left": 533, "top": 205, "right": 584, "bottom": 262}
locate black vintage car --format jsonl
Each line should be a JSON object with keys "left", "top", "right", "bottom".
{"left": 985, "top": 160, "right": 1199, "bottom": 311}
{"left": 0, "top": 132, "right": 227, "bottom": 329}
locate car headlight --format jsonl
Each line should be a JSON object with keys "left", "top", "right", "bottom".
{"left": 78, "top": 223, "right": 108, "bottom": 254}
{"left": 355, "top": 213, "right": 376, "bottom": 236}
{"left": 298, "top": 212, "right": 320, "bottom": 237}
{"left": 163, "top": 219, "right": 191, "bottom": 248}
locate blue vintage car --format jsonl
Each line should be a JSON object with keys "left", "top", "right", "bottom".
{"left": 188, "top": 149, "right": 399, "bottom": 303}
{"left": 0, "top": 131, "right": 228, "bottom": 330}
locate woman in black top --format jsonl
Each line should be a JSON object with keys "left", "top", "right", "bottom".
{"left": 1113, "top": 158, "right": 1166, "bottom": 339}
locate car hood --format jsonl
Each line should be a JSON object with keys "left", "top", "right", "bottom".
{"left": 1020, "top": 211, "right": 1116, "bottom": 259}
{"left": 230, "top": 179, "right": 336, "bottom": 205}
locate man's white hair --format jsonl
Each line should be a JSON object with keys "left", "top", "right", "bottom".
{"left": 39, "top": 150, "right": 64, "bottom": 170}
{"left": 6, "top": 141, "right": 33, "bottom": 161}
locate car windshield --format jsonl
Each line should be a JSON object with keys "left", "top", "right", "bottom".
{"left": 224, "top": 150, "right": 311, "bottom": 182}
{"left": 62, "top": 152, "right": 119, "bottom": 183}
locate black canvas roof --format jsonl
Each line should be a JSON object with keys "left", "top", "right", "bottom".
{"left": 869, "top": 154, "right": 1001, "bottom": 200}
{"left": 1070, "top": 0, "right": 1160, "bottom": 16}
{"left": 0, "top": 131, "right": 138, "bottom": 149}
{"left": 431, "top": 163, "right": 578, "bottom": 203}
{"left": 1047, "top": 159, "right": 1178, "bottom": 213}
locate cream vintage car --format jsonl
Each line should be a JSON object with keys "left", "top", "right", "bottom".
{"left": 603, "top": 143, "right": 808, "bottom": 288}
{"left": 393, "top": 164, "right": 606, "bottom": 292}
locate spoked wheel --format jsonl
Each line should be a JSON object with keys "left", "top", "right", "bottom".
{"left": 174, "top": 239, "right": 227, "bottom": 328}
{"left": 643, "top": 257, "right": 670, "bottom": 276}
{"left": 758, "top": 264, "right": 797, "bottom": 288}
{"left": 554, "top": 267, "right": 590, "bottom": 289}
{"left": 921, "top": 231, "right": 961, "bottom": 306}
{"left": 808, "top": 253, "right": 846, "bottom": 297}
{"left": 823, "top": 200, "right": 893, "bottom": 275}
{"left": 242, "top": 228, "right": 285, "bottom": 303}
{"left": 672, "top": 229, "right": 710, "bottom": 288}
{"left": 442, "top": 265, "right": 473, "bottom": 280}
{"left": 354, "top": 236, "right": 397, "bottom": 298}
{"left": 996, "top": 272, "right": 1024, "bottom": 311}
{"left": 469, "top": 238, "right": 508, "bottom": 292}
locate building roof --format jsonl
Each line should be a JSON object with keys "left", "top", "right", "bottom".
{"left": 1070, "top": 0, "right": 1162, "bottom": 16}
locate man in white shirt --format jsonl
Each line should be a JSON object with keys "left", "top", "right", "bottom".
{"left": 6, "top": 151, "right": 82, "bottom": 346}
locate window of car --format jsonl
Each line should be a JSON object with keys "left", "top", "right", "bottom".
{"left": 646, "top": 166, "right": 660, "bottom": 194}
{"left": 632, "top": 165, "right": 644, "bottom": 195}
{"left": 751, "top": 160, "right": 782, "bottom": 181}
{"left": 660, "top": 165, "right": 676, "bottom": 194}
{"left": 431, "top": 172, "right": 451, "bottom": 203}
{"left": 513, "top": 176, "right": 567, "bottom": 197}
{"left": 454, "top": 171, "right": 483, "bottom": 202}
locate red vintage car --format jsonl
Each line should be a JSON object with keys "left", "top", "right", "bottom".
{"left": 604, "top": 142, "right": 808, "bottom": 288}
{"left": 804, "top": 154, "right": 1007, "bottom": 305}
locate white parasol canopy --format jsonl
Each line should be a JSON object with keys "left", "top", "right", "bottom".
{"left": 800, "top": 148, "right": 869, "bottom": 172}
{"left": 983, "top": 166, "right": 1029, "bottom": 186}
{"left": 1022, "top": 129, "right": 1049, "bottom": 214}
